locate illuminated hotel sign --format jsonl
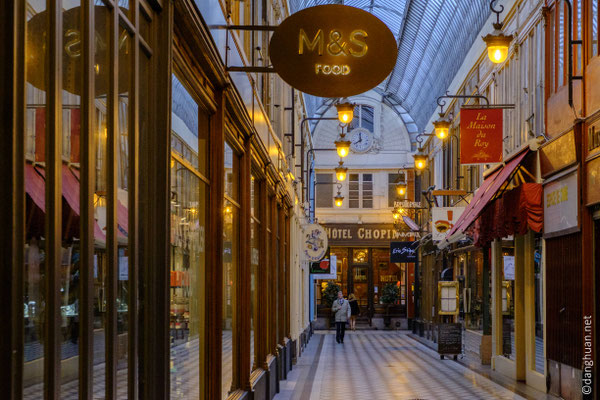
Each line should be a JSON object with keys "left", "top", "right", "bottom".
{"left": 323, "top": 223, "right": 420, "bottom": 246}
{"left": 269, "top": 5, "right": 397, "bottom": 97}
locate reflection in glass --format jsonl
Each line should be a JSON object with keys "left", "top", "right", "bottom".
{"left": 116, "top": 26, "right": 132, "bottom": 398}
{"left": 222, "top": 200, "right": 238, "bottom": 398}
{"left": 23, "top": 1, "right": 47, "bottom": 397}
{"left": 250, "top": 177, "right": 259, "bottom": 371}
{"left": 169, "top": 161, "right": 206, "bottom": 397}
{"left": 93, "top": 4, "right": 111, "bottom": 396}
{"left": 60, "top": 0, "right": 82, "bottom": 396}
{"left": 223, "top": 141, "right": 238, "bottom": 398}
{"left": 169, "top": 73, "right": 208, "bottom": 398}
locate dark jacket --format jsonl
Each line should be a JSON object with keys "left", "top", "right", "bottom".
{"left": 349, "top": 299, "right": 360, "bottom": 316}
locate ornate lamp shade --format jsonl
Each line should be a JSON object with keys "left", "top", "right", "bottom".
{"left": 483, "top": 31, "right": 513, "bottom": 64}
{"left": 413, "top": 153, "right": 427, "bottom": 170}
{"left": 433, "top": 119, "right": 451, "bottom": 140}
{"left": 334, "top": 193, "right": 344, "bottom": 207}
{"left": 334, "top": 139, "right": 351, "bottom": 158}
{"left": 395, "top": 182, "right": 407, "bottom": 197}
{"left": 335, "top": 163, "right": 348, "bottom": 182}
{"left": 335, "top": 102, "right": 355, "bottom": 124}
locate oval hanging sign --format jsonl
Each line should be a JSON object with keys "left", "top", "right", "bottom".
{"left": 269, "top": 5, "right": 398, "bottom": 98}
{"left": 303, "top": 224, "right": 328, "bottom": 262}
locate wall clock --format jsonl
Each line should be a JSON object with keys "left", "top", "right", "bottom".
{"left": 349, "top": 128, "right": 374, "bottom": 153}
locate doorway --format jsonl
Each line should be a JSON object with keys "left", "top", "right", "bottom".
{"left": 348, "top": 248, "right": 373, "bottom": 324}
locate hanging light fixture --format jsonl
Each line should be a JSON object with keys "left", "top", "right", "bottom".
{"left": 392, "top": 208, "right": 401, "bottom": 220}
{"left": 395, "top": 181, "right": 407, "bottom": 197}
{"left": 335, "top": 102, "right": 355, "bottom": 124}
{"left": 334, "top": 184, "right": 344, "bottom": 207}
{"left": 335, "top": 159, "right": 348, "bottom": 182}
{"left": 334, "top": 138, "right": 351, "bottom": 158}
{"left": 483, "top": 1, "right": 513, "bottom": 64}
{"left": 433, "top": 118, "right": 450, "bottom": 140}
{"left": 413, "top": 153, "right": 427, "bottom": 170}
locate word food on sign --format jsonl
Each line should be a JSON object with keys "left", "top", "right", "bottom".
{"left": 269, "top": 5, "right": 397, "bottom": 98}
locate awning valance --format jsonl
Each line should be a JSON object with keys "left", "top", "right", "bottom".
{"left": 447, "top": 149, "right": 530, "bottom": 238}
{"left": 469, "top": 183, "right": 543, "bottom": 246}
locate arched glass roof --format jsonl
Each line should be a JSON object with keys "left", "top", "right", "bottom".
{"left": 288, "top": 0, "right": 492, "bottom": 143}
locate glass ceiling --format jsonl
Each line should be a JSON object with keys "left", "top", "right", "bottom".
{"left": 288, "top": 0, "right": 492, "bottom": 144}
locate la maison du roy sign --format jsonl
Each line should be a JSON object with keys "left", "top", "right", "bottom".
{"left": 460, "top": 108, "right": 503, "bottom": 165}
{"left": 269, "top": 5, "right": 398, "bottom": 97}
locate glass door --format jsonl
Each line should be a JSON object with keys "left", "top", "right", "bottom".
{"left": 349, "top": 248, "right": 372, "bottom": 321}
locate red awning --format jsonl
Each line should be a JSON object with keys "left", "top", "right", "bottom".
{"left": 469, "top": 183, "right": 543, "bottom": 246}
{"left": 447, "top": 149, "right": 530, "bottom": 237}
{"left": 62, "top": 165, "right": 80, "bottom": 213}
{"left": 25, "top": 164, "right": 46, "bottom": 211}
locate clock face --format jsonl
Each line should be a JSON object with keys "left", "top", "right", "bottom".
{"left": 350, "top": 128, "right": 374, "bottom": 153}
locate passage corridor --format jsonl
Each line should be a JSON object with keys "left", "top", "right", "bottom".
{"left": 277, "top": 331, "right": 528, "bottom": 400}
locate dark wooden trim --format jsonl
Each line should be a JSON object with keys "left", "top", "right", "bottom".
{"left": 79, "top": 1, "right": 96, "bottom": 398}
{"left": 1, "top": 0, "right": 24, "bottom": 397}
{"left": 106, "top": 5, "right": 120, "bottom": 398}
{"left": 207, "top": 89, "right": 226, "bottom": 400}
{"left": 139, "top": 1, "right": 172, "bottom": 397}
{"left": 45, "top": 0, "right": 64, "bottom": 397}
{"left": 128, "top": 1, "right": 141, "bottom": 397}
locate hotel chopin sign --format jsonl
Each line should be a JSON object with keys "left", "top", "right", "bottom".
{"left": 323, "top": 224, "right": 419, "bottom": 246}
{"left": 269, "top": 5, "right": 398, "bottom": 98}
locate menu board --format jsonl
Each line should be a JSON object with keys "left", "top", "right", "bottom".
{"left": 437, "top": 323, "right": 462, "bottom": 355}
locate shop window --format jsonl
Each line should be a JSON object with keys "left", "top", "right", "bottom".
{"left": 349, "top": 173, "right": 373, "bottom": 209}
{"left": 315, "top": 173, "right": 333, "bottom": 208}
{"left": 352, "top": 248, "right": 369, "bottom": 264}
{"left": 223, "top": 142, "right": 239, "bottom": 399}
{"left": 388, "top": 172, "right": 407, "bottom": 207}
{"left": 250, "top": 175, "right": 260, "bottom": 371}
{"left": 348, "top": 104, "right": 374, "bottom": 133}
{"left": 169, "top": 73, "right": 210, "bottom": 397}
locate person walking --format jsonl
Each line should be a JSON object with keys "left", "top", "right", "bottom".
{"left": 348, "top": 293, "right": 360, "bottom": 331}
{"left": 331, "top": 291, "right": 350, "bottom": 343}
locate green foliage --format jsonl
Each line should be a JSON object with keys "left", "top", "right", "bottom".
{"left": 380, "top": 283, "right": 399, "bottom": 305}
{"left": 321, "top": 282, "right": 341, "bottom": 307}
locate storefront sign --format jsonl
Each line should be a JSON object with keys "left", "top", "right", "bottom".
{"left": 459, "top": 108, "right": 503, "bottom": 165}
{"left": 303, "top": 224, "right": 328, "bottom": 261}
{"left": 269, "top": 5, "right": 397, "bottom": 97}
{"left": 431, "top": 207, "right": 465, "bottom": 241}
{"left": 323, "top": 223, "right": 420, "bottom": 246}
{"left": 539, "top": 130, "right": 577, "bottom": 178}
{"left": 26, "top": 6, "right": 130, "bottom": 96}
{"left": 390, "top": 241, "right": 418, "bottom": 263}
{"left": 543, "top": 170, "right": 578, "bottom": 236}
{"left": 393, "top": 200, "right": 422, "bottom": 209}
{"left": 314, "top": 255, "right": 337, "bottom": 279}
{"left": 586, "top": 156, "right": 600, "bottom": 205}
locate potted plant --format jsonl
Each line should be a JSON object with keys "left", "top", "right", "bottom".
{"left": 380, "top": 283, "right": 399, "bottom": 328}
{"left": 321, "top": 282, "right": 341, "bottom": 329}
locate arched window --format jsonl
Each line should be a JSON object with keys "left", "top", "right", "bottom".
{"left": 348, "top": 104, "right": 374, "bottom": 132}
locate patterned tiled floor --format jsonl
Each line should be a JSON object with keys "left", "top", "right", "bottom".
{"left": 277, "top": 331, "right": 529, "bottom": 400}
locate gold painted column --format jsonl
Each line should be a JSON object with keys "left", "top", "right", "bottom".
{"left": 491, "top": 239, "right": 503, "bottom": 365}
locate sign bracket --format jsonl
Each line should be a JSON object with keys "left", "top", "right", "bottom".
{"left": 220, "top": 23, "right": 278, "bottom": 73}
